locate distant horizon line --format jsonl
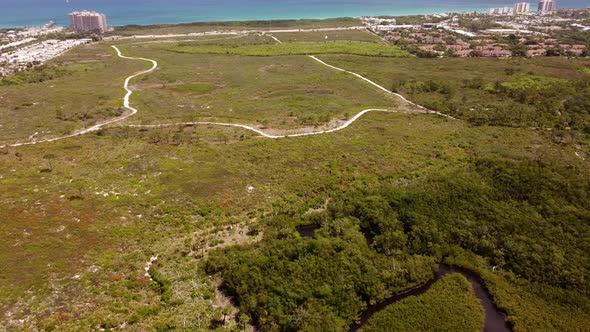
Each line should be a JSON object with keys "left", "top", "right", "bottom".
{"left": 2, "top": 5, "right": 589, "bottom": 30}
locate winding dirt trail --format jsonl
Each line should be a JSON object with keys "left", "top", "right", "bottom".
{"left": 307, "top": 56, "right": 454, "bottom": 119}
{"left": 265, "top": 33, "right": 453, "bottom": 119}
{"left": 0, "top": 46, "right": 157, "bottom": 149}
{"left": 1, "top": 40, "right": 452, "bottom": 148}
{"left": 123, "top": 108, "right": 401, "bottom": 139}
{"left": 125, "top": 35, "right": 452, "bottom": 137}
{"left": 111, "top": 46, "right": 159, "bottom": 119}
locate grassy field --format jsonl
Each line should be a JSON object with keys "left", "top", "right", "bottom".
{"left": 167, "top": 34, "right": 275, "bottom": 46}
{"left": 3, "top": 109, "right": 583, "bottom": 330}
{"left": 319, "top": 55, "right": 590, "bottom": 131}
{"left": 115, "top": 42, "right": 400, "bottom": 128}
{"left": 119, "top": 34, "right": 279, "bottom": 51}
{"left": 122, "top": 30, "right": 381, "bottom": 47}
{"left": 165, "top": 41, "right": 409, "bottom": 57}
{"left": 0, "top": 44, "right": 146, "bottom": 144}
{"left": 360, "top": 274, "right": 485, "bottom": 332}
{"left": 0, "top": 26, "right": 588, "bottom": 331}
{"left": 0, "top": 35, "right": 406, "bottom": 145}
{"left": 270, "top": 29, "right": 382, "bottom": 43}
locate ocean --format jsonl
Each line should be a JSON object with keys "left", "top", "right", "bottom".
{"left": 0, "top": 0, "right": 588, "bottom": 28}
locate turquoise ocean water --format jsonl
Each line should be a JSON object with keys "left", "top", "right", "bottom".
{"left": 0, "top": 0, "right": 587, "bottom": 28}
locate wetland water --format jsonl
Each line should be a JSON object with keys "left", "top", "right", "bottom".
{"left": 349, "top": 264, "right": 512, "bottom": 332}
{"left": 295, "top": 225, "right": 512, "bottom": 332}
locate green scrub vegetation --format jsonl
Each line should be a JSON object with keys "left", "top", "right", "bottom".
{"left": 113, "top": 45, "right": 400, "bottom": 129}
{"left": 320, "top": 55, "right": 590, "bottom": 131}
{"left": 0, "top": 44, "right": 145, "bottom": 143}
{"left": 167, "top": 83, "right": 215, "bottom": 94}
{"left": 271, "top": 30, "right": 382, "bottom": 43}
{"left": 0, "top": 21, "right": 588, "bottom": 331}
{"left": 165, "top": 42, "right": 410, "bottom": 57}
{"left": 206, "top": 218, "right": 437, "bottom": 331}
{"left": 205, "top": 148, "right": 589, "bottom": 331}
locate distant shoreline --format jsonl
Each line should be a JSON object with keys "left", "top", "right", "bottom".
{"left": 1, "top": 4, "right": 587, "bottom": 30}
{"left": 2, "top": 17, "right": 364, "bottom": 31}
{"left": 1, "top": 6, "right": 491, "bottom": 29}
{"left": 3, "top": 16, "right": 422, "bottom": 30}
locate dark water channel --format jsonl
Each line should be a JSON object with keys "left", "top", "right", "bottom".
{"left": 296, "top": 224, "right": 321, "bottom": 238}
{"left": 295, "top": 225, "right": 512, "bottom": 332}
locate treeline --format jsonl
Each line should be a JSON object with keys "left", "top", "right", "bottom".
{"left": 458, "top": 17, "right": 501, "bottom": 32}
{"left": 556, "top": 30, "right": 590, "bottom": 50}
{"left": 206, "top": 218, "right": 437, "bottom": 331}
{"left": 329, "top": 157, "right": 589, "bottom": 290}
{"left": 206, "top": 154, "right": 589, "bottom": 330}
{"left": 112, "top": 18, "right": 361, "bottom": 36}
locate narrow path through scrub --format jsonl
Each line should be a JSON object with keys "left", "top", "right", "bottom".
{"left": 267, "top": 33, "right": 453, "bottom": 119}
{"left": 307, "top": 55, "right": 454, "bottom": 119}
{"left": 0, "top": 46, "right": 158, "bottom": 148}
{"left": 123, "top": 108, "right": 401, "bottom": 139}
{"left": 1, "top": 41, "right": 452, "bottom": 148}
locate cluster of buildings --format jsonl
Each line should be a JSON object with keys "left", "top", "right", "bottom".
{"left": 524, "top": 39, "right": 586, "bottom": 56}
{"left": 69, "top": 11, "right": 109, "bottom": 33}
{"left": 514, "top": 2, "right": 532, "bottom": 14}
{"left": 362, "top": 17, "right": 397, "bottom": 25}
{"left": 0, "top": 24, "right": 64, "bottom": 51}
{"left": 0, "top": 11, "right": 108, "bottom": 78}
{"left": 0, "top": 39, "right": 91, "bottom": 77}
{"left": 367, "top": 4, "right": 589, "bottom": 59}
{"left": 361, "top": 17, "right": 413, "bottom": 32}
{"left": 489, "top": 3, "right": 530, "bottom": 15}
{"left": 488, "top": 0, "right": 557, "bottom": 15}
{"left": 386, "top": 28, "right": 588, "bottom": 58}
{"left": 538, "top": 0, "right": 557, "bottom": 12}
{"left": 381, "top": 23, "right": 587, "bottom": 58}
{"left": 0, "top": 38, "right": 36, "bottom": 52}
{"left": 386, "top": 31, "right": 517, "bottom": 57}
{"left": 572, "top": 23, "right": 590, "bottom": 31}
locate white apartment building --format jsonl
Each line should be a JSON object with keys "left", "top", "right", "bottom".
{"left": 488, "top": 7, "right": 514, "bottom": 15}
{"left": 513, "top": 2, "right": 531, "bottom": 14}
{"left": 69, "top": 11, "right": 108, "bottom": 33}
{"left": 538, "top": 0, "right": 556, "bottom": 13}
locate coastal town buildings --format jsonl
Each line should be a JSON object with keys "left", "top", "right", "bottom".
{"left": 0, "top": 39, "right": 91, "bottom": 76}
{"left": 69, "top": 11, "right": 108, "bottom": 33}
{"left": 513, "top": 2, "right": 531, "bottom": 14}
{"left": 384, "top": 26, "right": 588, "bottom": 58}
{"left": 372, "top": 7, "right": 588, "bottom": 59}
{"left": 538, "top": 0, "right": 556, "bottom": 13}
{"left": 0, "top": 38, "right": 36, "bottom": 52}
{"left": 488, "top": 7, "right": 514, "bottom": 15}
{"left": 489, "top": 2, "right": 531, "bottom": 15}
{"left": 362, "top": 17, "right": 397, "bottom": 25}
